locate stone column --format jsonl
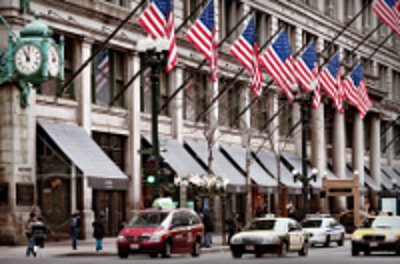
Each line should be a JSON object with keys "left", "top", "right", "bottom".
{"left": 76, "top": 39, "right": 92, "bottom": 134}
{"left": 258, "top": 13, "right": 267, "bottom": 46}
{"left": 354, "top": 0, "right": 362, "bottom": 32}
{"left": 293, "top": 26, "right": 303, "bottom": 156}
{"left": 0, "top": 84, "right": 37, "bottom": 244}
{"left": 352, "top": 113, "right": 365, "bottom": 203}
{"left": 172, "top": 67, "right": 184, "bottom": 142}
{"left": 333, "top": 112, "right": 347, "bottom": 207}
{"left": 127, "top": 53, "right": 142, "bottom": 213}
{"left": 370, "top": 114, "right": 381, "bottom": 188}
{"left": 81, "top": 172, "right": 94, "bottom": 239}
{"left": 337, "top": 0, "right": 345, "bottom": 23}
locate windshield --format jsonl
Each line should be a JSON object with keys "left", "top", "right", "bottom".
{"left": 243, "top": 220, "right": 286, "bottom": 232}
{"left": 127, "top": 212, "right": 169, "bottom": 227}
{"left": 302, "top": 220, "right": 322, "bottom": 228}
{"left": 371, "top": 217, "right": 400, "bottom": 230}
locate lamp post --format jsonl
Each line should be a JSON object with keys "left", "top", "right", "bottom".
{"left": 292, "top": 168, "right": 318, "bottom": 218}
{"left": 138, "top": 39, "right": 169, "bottom": 200}
{"left": 291, "top": 91, "right": 318, "bottom": 218}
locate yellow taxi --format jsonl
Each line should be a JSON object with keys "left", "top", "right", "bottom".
{"left": 352, "top": 216, "right": 400, "bottom": 256}
{"left": 229, "top": 216, "right": 309, "bottom": 258}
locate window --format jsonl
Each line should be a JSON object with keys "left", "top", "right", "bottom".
{"left": 105, "top": 0, "right": 127, "bottom": 7}
{"left": 92, "top": 47, "right": 126, "bottom": 108}
{"left": 278, "top": 100, "right": 293, "bottom": 137}
{"left": 345, "top": 111, "right": 355, "bottom": 148}
{"left": 92, "top": 132, "right": 126, "bottom": 170}
{"left": 378, "top": 64, "right": 388, "bottom": 93}
{"left": 159, "top": 71, "right": 170, "bottom": 117}
{"left": 40, "top": 35, "right": 74, "bottom": 99}
{"left": 255, "top": 11, "right": 270, "bottom": 45}
{"left": 381, "top": 121, "right": 388, "bottom": 154}
{"left": 395, "top": 125, "right": 400, "bottom": 156}
{"left": 324, "top": 102, "right": 335, "bottom": 146}
{"left": 251, "top": 95, "right": 269, "bottom": 132}
{"left": 218, "top": 79, "right": 240, "bottom": 128}
{"left": 220, "top": 0, "right": 242, "bottom": 42}
{"left": 184, "top": 0, "right": 202, "bottom": 22}
{"left": 393, "top": 71, "right": 400, "bottom": 101}
{"left": 364, "top": 116, "right": 371, "bottom": 151}
{"left": 184, "top": 71, "right": 208, "bottom": 123}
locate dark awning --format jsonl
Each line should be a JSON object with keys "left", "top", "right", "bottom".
{"left": 381, "top": 166, "right": 400, "bottom": 189}
{"left": 39, "top": 121, "right": 129, "bottom": 190}
{"left": 220, "top": 145, "right": 278, "bottom": 193}
{"left": 143, "top": 136, "right": 206, "bottom": 177}
{"left": 255, "top": 151, "right": 302, "bottom": 194}
{"left": 184, "top": 140, "right": 246, "bottom": 193}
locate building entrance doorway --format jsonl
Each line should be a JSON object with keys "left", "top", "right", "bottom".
{"left": 93, "top": 190, "right": 125, "bottom": 236}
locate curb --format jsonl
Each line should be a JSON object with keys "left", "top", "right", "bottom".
{"left": 56, "top": 246, "right": 230, "bottom": 257}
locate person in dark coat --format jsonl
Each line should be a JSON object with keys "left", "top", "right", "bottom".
{"left": 202, "top": 209, "right": 214, "bottom": 248}
{"left": 92, "top": 215, "right": 105, "bottom": 252}
{"left": 225, "top": 213, "right": 238, "bottom": 245}
{"left": 70, "top": 212, "right": 81, "bottom": 250}
{"left": 31, "top": 217, "right": 49, "bottom": 257}
{"left": 25, "top": 212, "right": 36, "bottom": 257}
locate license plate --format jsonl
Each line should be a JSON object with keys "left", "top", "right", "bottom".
{"left": 130, "top": 244, "right": 139, "bottom": 249}
{"left": 245, "top": 245, "right": 255, "bottom": 251}
{"left": 369, "top": 242, "right": 378, "bottom": 247}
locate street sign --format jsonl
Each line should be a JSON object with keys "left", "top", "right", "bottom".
{"left": 138, "top": 148, "right": 153, "bottom": 155}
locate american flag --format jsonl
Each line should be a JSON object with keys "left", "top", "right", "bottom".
{"left": 343, "top": 63, "right": 372, "bottom": 118}
{"left": 186, "top": 0, "right": 218, "bottom": 82}
{"left": 138, "top": 0, "right": 177, "bottom": 72}
{"left": 372, "top": 0, "right": 400, "bottom": 35}
{"left": 230, "top": 17, "right": 263, "bottom": 96}
{"left": 259, "top": 30, "right": 296, "bottom": 102}
{"left": 318, "top": 52, "right": 344, "bottom": 112}
{"left": 95, "top": 48, "right": 110, "bottom": 105}
{"left": 294, "top": 42, "right": 318, "bottom": 93}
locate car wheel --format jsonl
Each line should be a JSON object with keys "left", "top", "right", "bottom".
{"left": 162, "top": 240, "right": 172, "bottom": 258}
{"left": 191, "top": 239, "right": 201, "bottom": 257}
{"left": 278, "top": 243, "right": 287, "bottom": 257}
{"left": 337, "top": 234, "right": 345, "bottom": 247}
{"left": 351, "top": 247, "right": 359, "bottom": 256}
{"left": 299, "top": 242, "right": 309, "bottom": 256}
{"left": 149, "top": 253, "right": 158, "bottom": 258}
{"left": 118, "top": 251, "right": 128, "bottom": 259}
{"left": 324, "top": 235, "right": 331, "bottom": 247}
{"left": 232, "top": 251, "right": 242, "bottom": 258}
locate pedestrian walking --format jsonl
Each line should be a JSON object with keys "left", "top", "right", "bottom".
{"left": 202, "top": 209, "right": 214, "bottom": 248}
{"left": 92, "top": 214, "right": 105, "bottom": 252}
{"left": 225, "top": 213, "right": 238, "bottom": 245}
{"left": 70, "top": 212, "right": 81, "bottom": 250}
{"left": 31, "top": 217, "right": 49, "bottom": 257}
{"left": 25, "top": 212, "right": 36, "bottom": 257}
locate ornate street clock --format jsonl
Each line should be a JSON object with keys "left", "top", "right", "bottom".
{"left": 0, "top": 13, "right": 64, "bottom": 107}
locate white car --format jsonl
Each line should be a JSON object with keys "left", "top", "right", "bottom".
{"left": 229, "top": 217, "right": 309, "bottom": 258}
{"left": 301, "top": 216, "right": 345, "bottom": 247}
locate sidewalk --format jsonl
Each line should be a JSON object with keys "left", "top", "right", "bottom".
{"left": 0, "top": 235, "right": 229, "bottom": 258}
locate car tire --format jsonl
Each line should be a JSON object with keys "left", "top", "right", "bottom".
{"left": 278, "top": 243, "right": 287, "bottom": 257}
{"left": 149, "top": 253, "right": 158, "bottom": 258}
{"left": 351, "top": 247, "right": 359, "bottom": 256}
{"left": 118, "top": 251, "right": 129, "bottom": 259}
{"left": 337, "top": 234, "right": 345, "bottom": 247}
{"left": 299, "top": 242, "right": 309, "bottom": 257}
{"left": 232, "top": 251, "right": 242, "bottom": 258}
{"left": 191, "top": 239, "right": 201, "bottom": 257}
{"left": 162, "top": 240, "right": 172, "bottom": 258}
{"left": 324, "top": 235, "right": 331, "bottom": 247}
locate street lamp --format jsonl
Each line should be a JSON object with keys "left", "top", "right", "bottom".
{"left": 291, "top": 167, "right": 318, "bottom": 218}
{"left": 138, "top": 38, "right": 169, "bottom": 199}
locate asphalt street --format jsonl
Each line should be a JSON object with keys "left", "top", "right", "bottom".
{"left": 0, "top": 242, "right": 398, "bottom": 264}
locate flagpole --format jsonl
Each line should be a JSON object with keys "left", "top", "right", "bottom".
{"left": 56, "top": 0, "right": 146, "bottom": 100}
{"left": 109, "top": 0, "right": 212, "bottom": 107}
{"left": 157, "top": 9, "right": 253, "bottom": 114}
{"left": 194, "top": 24, "right": 286, "bottom": 123}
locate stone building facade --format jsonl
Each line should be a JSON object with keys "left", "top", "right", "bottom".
{"left": 0, "top": 0, "right": 399, "bottom": 244}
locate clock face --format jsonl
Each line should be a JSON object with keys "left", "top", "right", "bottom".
{"left": 14, "top": 44, "right": 42, "bottom": 75}
{"left": 48, "top": 45, "right": 60, "bottom": 77}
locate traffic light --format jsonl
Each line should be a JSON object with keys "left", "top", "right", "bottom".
{"left": 144, "top": 156, "right": 158, "bottom": 185}
{"left": 146, "top": 174, "right": 156, "bottom": 184}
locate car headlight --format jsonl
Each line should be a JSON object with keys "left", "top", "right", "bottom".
{"left": 352, "top": 235, "right": 362, "bottom": 241}
{"left": 230, "top": 236, "right": 242, "bottom": 244}
{"left": 385, "top": 234, "right": 397, "bottom": 242}
{"left": 262, "top": 236, "right": 279, "bottom": 244}
{"left": 117, "top": 235, "right": 127, "bottom": 241}
{"left": 144, "top": 231, "right": 166, "bottom": 242}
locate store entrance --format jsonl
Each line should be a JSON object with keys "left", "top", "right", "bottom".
{"left": 93, "top": 190, "right": 125, "bottom": 236}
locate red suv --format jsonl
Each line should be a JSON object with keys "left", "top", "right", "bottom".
{"left": 116, "top": 208, "right": 204, "bottom": 258}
